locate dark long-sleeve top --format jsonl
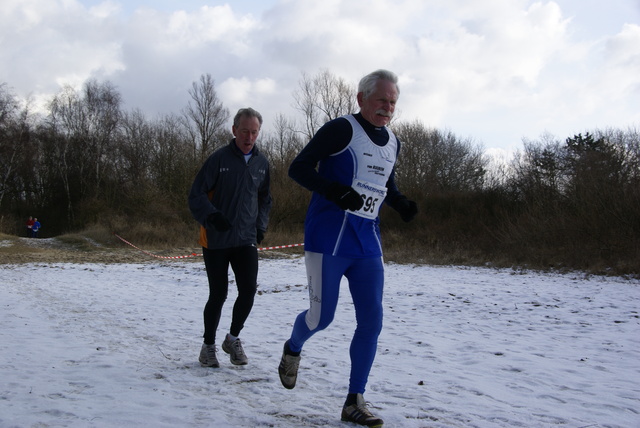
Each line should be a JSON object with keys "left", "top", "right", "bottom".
{"left": 189, "top": 140, "right": 271, "bottom": 249}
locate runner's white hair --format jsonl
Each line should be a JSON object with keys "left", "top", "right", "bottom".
{"left": 358, "top": 69, "right": 399, "bottom": 99}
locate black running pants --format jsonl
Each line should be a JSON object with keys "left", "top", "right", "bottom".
{"left": 202, "top": 245, "right": 259, "bottom": 344}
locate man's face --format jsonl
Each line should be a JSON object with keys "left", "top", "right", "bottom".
{"left": 232, "top": 116, "right": 261, "bottom": 154}
{"left": 357, "top": 79, "right": 398, "bottom": 128}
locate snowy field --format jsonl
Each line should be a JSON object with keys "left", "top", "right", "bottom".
{"left": 1, "top": 255, "right": 639, "bottom": 427}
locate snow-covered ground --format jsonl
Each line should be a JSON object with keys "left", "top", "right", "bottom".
{"left": 1, "top": 256, "right": 638, "bottom": 427}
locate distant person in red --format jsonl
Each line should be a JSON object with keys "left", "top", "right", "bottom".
{"left": 26, "top": 216, "right": 35, "bottom": 237}
{"left": 31, "top": 218, "right": 41, "bottom": 238}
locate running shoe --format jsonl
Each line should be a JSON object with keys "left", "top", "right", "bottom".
{"left": 199, "top": 343, "right": 219, "bottom": 368}
{"left": 278, "top": 341, "right": 301, "bottom": 389}
{"left": 341, "top": 393, "right": 384, "bottom": 427}
{"left": 222, "top": 334, "right": 248, "bottom": 365}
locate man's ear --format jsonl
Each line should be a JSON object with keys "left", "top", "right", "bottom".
{"left": 356, "top": 92, "right": 364, "bottom": 107}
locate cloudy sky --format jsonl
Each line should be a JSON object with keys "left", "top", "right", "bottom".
{"left": 2, "top": 0, "right": 639, "bottom": 155}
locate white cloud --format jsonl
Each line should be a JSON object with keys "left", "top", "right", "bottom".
{"left": 254, "top": 77, "right": 277, "bottom": 96}
{"left": 88, "top": 0, "right": 121, "bottom": 19}
{"left": 219, "top": 77, "right": 253, "bottom": 105}
{"left": 603, "top": 23, "right": 640, "bottom": 84}
{"left": 587, "top": 23, "right": 640, "bottom": 124}
{"left": 1, "top": 0, "right": 639, "bottom": 153}
{"left": 0, "top": 0, "right": 125, "bottom": 113}
{"left": 164, "top": 5, "right": 257, "bottom": 51}
{"left": 219, "top": 77, "right": 277, "bottom": 119}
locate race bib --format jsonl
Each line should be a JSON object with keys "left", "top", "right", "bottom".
{"left": 351, "top": 178, "right": 387, "bottom": 219}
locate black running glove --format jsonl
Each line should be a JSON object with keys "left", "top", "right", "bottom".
{"left": 325, "top": 182, "right": 364, "bottom": 211}
{"left": 206, "top": 212, "right": 232, "bottom": 232}
{"left": 394, "top": 197, "right": 418, "bottom": 222}
{"left": 257, "top": 229, "right": 265, "bottom": 244}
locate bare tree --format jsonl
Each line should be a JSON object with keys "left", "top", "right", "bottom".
{"left": 118, "top": 109, "right": 154, "bottom": 187}
{"left": 392, "top": 120, "right": 487, "bottom": 195}
{"left": 150, "top": 113, "right": 193, "bottom": 199}
{"left": 0, "top": 84, "right": 24, "bottom": 208}
{"left": 183, "top": 74, "right": 230, "bottom": 164}
{"left": 263, "top": 113, "right": 304, "bottom": 166}
{"left": 82, "top": 79, "right": 121, "bottom": 192}
{"left": 45, "top": 80, "right": 122, "bottom": 224}
{"left": 293, "top": 69, "right": 357, "bottom": 140}
{"left": 509, "top": 135, "right": 565, "bottom": 204}
{"left": 47, "top": 85, "right": 81, "bottom": 224}
{"left": 261, "top": 113, "right": 308, "bottom": 227}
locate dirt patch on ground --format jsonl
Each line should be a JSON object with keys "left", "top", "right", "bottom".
{"left": 0, "top": 236, "right": 203, "bottom": 264}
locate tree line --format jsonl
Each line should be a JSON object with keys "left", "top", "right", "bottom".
{"left": 1, "top": 71, "right": 638, "bottom": 275}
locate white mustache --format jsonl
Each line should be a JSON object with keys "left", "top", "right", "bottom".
{"left": 375, "top": 109, "right": 392, "bottom": 118}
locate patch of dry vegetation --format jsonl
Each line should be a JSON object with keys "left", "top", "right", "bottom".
{"left": 1, "top": 223, "right": 638, "bottom": 279}
{"left": 0, "top": 223, "right": 306, "bottom": 265}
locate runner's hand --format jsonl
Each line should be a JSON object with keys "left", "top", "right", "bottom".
{"left": 325, "top": 182, "right": 364, "bottom": 211}
{"left": 207, "top": 212, "right": 232, "bottom": 232}
{"left": 395, "top": 197, "right": 418, "bottom": 222}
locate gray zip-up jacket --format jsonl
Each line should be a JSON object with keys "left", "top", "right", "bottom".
{"left": 188, "top": 140, "right": 272, "bottom": 249}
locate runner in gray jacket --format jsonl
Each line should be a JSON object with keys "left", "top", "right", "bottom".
{"left": 188, "top": 107, "right": 272, "bottom": 368}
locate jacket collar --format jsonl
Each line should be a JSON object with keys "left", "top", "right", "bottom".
{"left": 228, "top": 139, "right": 260, "bottom": 158}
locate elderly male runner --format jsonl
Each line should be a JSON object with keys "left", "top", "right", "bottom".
{"left": 278, "top": 69, "right": 418, "bottom": 427}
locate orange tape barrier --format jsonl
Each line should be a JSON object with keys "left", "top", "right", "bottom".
{"left": 114, "top": 233, "right": 303, "bottom": 260}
